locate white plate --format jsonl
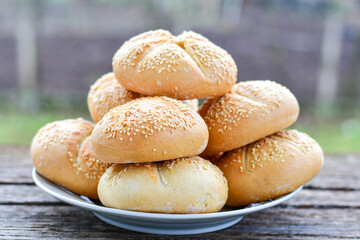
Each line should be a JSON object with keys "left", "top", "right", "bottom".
{"left": 32, "top": 168, "right": 302, "bottom": 235}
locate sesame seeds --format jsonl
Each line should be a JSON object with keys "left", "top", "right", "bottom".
{"left": 76, "top": 137, "right": 111, "bottom": 180}
{"left": 200, "top": 80, "right": 291, "bottom": 133}
{"left": 273, "top": 129, "right": 316, "bottom": 154}
{"left": 201, "top": 93, "right": 258, "bottom": 133}
{"left": 33, "top": 119, "right": 111, "bottom": 181}
{"left": 178, "top": 31, "right": 237, "bottom": 85}
{"left": 248, "top": 137, "right": 286, "bottom": 170}
{"left": 221, "top": 135, "right": 287, "bottom": 172}
{"left": 113, "top": 31, "right": 173, "bottom": 70}
{"left": 35, "top": 119, "right": 94, "bottom": 152}
{"left": 100, "top": 96, "right": 199, "bottom": 141}
{"left": 138, "top": 43, "right": 183, "bottom": 73}
{"left": 88, "top": 72, "right": 140, "bottom": 122}
{"left": 112, "top": 29, "right": 237, "bottom": 98}
{"left": 232, "top": 80, "right": 285, "bottom": 110}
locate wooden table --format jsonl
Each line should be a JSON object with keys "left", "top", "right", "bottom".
{"left": 0, "top": 145, "right": 359, "bottom": 239}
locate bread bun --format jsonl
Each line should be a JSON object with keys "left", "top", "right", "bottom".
{"left": 218, "top": 129, "right": 323, "bottom": 207}
{"left": 91, "top": 96, "right": 209, "bottom": 163}
{"left": 31, "top": 118, "right": 111, "bottom": 199}
{"left": 112, "top": 30, "right": 237, "bottom": 99}
{"left": 87, "top": 72, "right": 140, "bottom": 123}
{"left": 88, "top": 72, "right": 199, "bottom": 122}
{"left": 98, "top": 156, "right": 228, "bottom": 213}
{"left": 181, "top": 99, "right": 199, "bottom": 111}
{"left": 199, "top": 80, "right": 299, "bottom": 155}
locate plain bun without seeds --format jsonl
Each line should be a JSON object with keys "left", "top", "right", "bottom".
{"left": 218, "top": 129, "right": 324, "bottom": 207}
{"left": 31, "top": 118, "right": 111, "bottom": 199}
{"left": 199, "top": 80, "right": 300, "bottom": 155}
{"left": 112, "top": 29, "right": 237, "bottom": 99}
{"left": 91, "top": 96, "right": 209, "bottom": 163}
{"left": 97, "top": 156, "right": 228, "bottom": 213}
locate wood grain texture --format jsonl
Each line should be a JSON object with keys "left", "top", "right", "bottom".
{"left": 0, "top": 145, "right": 360, "bottom": 239}
{"left": 0, "top": 205, "right": 359, "bottom": 239}
{"left": 0, "top": 145, "right": 32, "bottom": 183}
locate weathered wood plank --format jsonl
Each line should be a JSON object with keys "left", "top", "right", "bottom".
{"left": 307, "top": 154, "right": 360, "bottom": 190}
{"left": 1, "top": 146, "right": 360, "bottom": 238}
{"left": 0, "top": 146, "right": 32, "bottom": 183}
{"left": 1, "top": 146, "right": 360, "bottom": 189}
{"left": 284, "top": 188, "right": 360, "bottom": 208}
{"left": 0, "top": 205, "right": 359, "bottom": 239}
{"left": 0, "top": 185, "right": 59, "bottom": 204}
{"left": 1, "top": 185, "right": 359, "bottom": 208}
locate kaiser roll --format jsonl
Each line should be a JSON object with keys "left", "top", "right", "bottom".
{"left": 31, "top": 118, "right": 111, "bottom": 199}
{"left": 112, "top": 29, "right": 237, "bottom": 99}
{"left": 87, "top": 72, "right": 199, "bottom": 123}
{"left": 97, "top": 156, "right": 228, "bottom": 213}
{"left": 87, "top": 72, "right": 140, "bottom": 123}
{"left": 91, "top": 96, "right": 208, "bottom": 163}
{"left": 199, "top": 80, "right": 299, "bottom": 155}
{"left": 218, "top": 129, "right": 323, "bottom": 206}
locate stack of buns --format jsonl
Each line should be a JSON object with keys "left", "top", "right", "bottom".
{"left": 31, "top": 29, "right": 323, "bottom": 214}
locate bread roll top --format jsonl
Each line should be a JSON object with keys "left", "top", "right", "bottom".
{"left": 87, "top": 72, "right": 199, "bottom": 123}
{"left": 31, "top": 118, "right": 111, "bottom": 199}
{"left": 91, "top": 96, "right": 208, "bottom": 163}
{"left": 199, "top": 80, "right": 299, "bottom": 155}
{"left": 98, "top": 156, "right": 228, "bottom": 213}
{"left": 112, "top": 29, "right": 237, "bottom": 99}
{"left": 218, "top": 129, "right": 323, "bottom": 207}
{"left": 87, "top": 72, "right": 140, "bottom": 123}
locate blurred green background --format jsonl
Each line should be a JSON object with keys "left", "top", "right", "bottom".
{"left": 1, "top": 0, "right": 360, "bottom": 153}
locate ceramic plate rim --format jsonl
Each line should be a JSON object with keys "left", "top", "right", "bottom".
{"left": 32, "top": 168, "right": 302, "bottom": 221}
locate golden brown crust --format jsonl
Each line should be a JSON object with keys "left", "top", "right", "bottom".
{"left": 98, "top": 156, "right": 228, "bottom": 213}
{"left": 91, "top": 96, "right": 209, "bottom": 163}
{"left": 112, "top": 30, "right": 237, "bottom": 99}
{"left": 31, "top": 118, "right": 111, "bottom": 199}
{"left": 181, "top": 99, "right": 199, "bottom": 111}
{"left": 218, "top": 129, "right": 324, "bottom": 206}
{"left": 87, "top": 72, "right": 140, "bottom": 123}
{"left": 87, "top": 72, "right": 199, "bottom": 123}
{"left": 200, "top": 80, "right": 300, "bottom": 155}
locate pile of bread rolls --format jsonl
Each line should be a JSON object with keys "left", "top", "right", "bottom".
{"left": 31, "top": 30, "right": 323, "bottom": 213}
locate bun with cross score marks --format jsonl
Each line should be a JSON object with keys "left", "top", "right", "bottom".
{"left": 217, "top": 129, "right": 324, "bottom": 207}
{"left": 87, "top": 72, "right": 199, "bottom": 123}
{"left": 90, "top": 96, "right": 209, "bottom": 163}
{"left": 199, "top": 80, "right": 300, "bottom": 155}
{"left": 97, "top": 156, "right": 228, "bottom": 213}
{"left": 112, "top": 29, "right": 237, "bottom": 99}
{"left": 31, "top": 118, "right": 111, "bottom": 199}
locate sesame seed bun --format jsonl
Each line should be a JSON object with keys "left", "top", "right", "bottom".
{"left": 31, "top": 118, "right": 111, "bottom": 199}
{"left": 112, "top": 29, "right": 237, "bottom": 99}
{"left": 97, "top": 156, "right": 228, "bottom": 213}
{"left": 218, "top": 129, "right": 323, "bottom": 207}
{"left": 87, "top": 72, "right": 199, "bottom": 123}
{"left": 199, "top": 80, "right": 300, "bottom": 155}
{"left": 91, "top": 96, "right": 209, "bottom": 163}
{"left": 87, "top": 72, "right": 140, "bottom": 123}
